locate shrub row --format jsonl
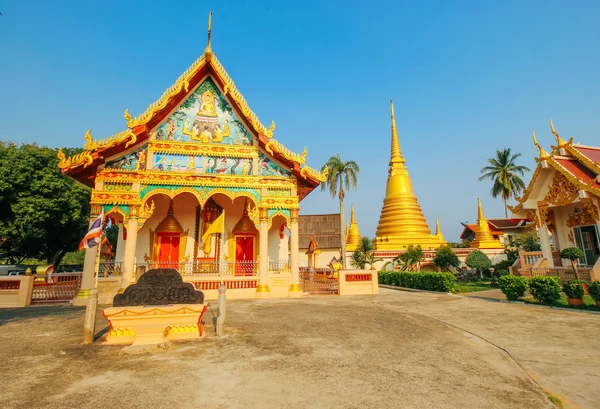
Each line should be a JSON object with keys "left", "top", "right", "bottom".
{"left": 378, "top": 271, "right": 456, "bottom": 293}
{"left": 499, "top": 276, "right": 600, "bottom": 306}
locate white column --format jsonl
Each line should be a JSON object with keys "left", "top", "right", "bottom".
{"left": 72, "top": 210, "right": 101, "bottom": 306}
{"left": 115, "top": 222, "right": 125, "bottom": 264}
{"left": 121, "top": 207, "right": 139, "bottom": 290}
{"left": 289, "top": 209, "right": 302, "bottom": 297}
{"left": 256, "top": 207, "right": 270, "bottom": 298}
{"left": 539, "top": 224, "right": 554, "bottom": 268}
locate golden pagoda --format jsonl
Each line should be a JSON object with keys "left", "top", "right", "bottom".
{"left": 470, "top": 198, "right": 504, "bottom": 249}
{"left": 345, "top": 204, "right": 362, "bottom": 252}
{"left": 373, "top": 101, "right": 445, "bottom": 250}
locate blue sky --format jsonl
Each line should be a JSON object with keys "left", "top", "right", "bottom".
{"left": 1, "top": 0, "right": 599, "bottom": 241}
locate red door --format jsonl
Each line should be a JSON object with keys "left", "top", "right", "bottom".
{"left": 158, "top": 234, "right": 180, "bottom": 267}
{"left": 235, "top": 236, "right": 254, "bottom": 275}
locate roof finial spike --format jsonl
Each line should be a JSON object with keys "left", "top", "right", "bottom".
{"left": 532, "top": 130, "right": 549, "bottom": 159}
{"left": 389, "top": 100, "right": 405, "bottom": 165}
{"left": 204, "top": 11, "right": 213, "bottom": 61}
{"left": 477, "top": 198, "right": 485, "bottom": 221}
{"left": 350, "top": 204, "right": 357, "bottom": 224}
{"left": 550, "top": 119, "right": 567, "bottom": 147}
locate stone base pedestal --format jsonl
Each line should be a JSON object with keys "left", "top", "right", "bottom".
{"left": 255, "top": 285, "right": 270, "bottom": 299}
{"left": 103, "top": 304, "right": 207, "bottom": 346}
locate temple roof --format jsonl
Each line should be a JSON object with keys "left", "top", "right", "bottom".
{"left": 460, "top": 219, "right": 530, "bottom": 239}
{"left": 298, "top": 213, "right": 341, "bottom": 249}
{"left": 58, "top": 13, "right": 325, "bottom": 199}
{"left": 511, "top": 122, "right": 600, "bottom": 214}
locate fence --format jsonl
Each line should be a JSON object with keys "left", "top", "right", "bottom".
{"left": 31, "top": 272, "right": 82, "bottom": 304}
{"left": 133, "top": 261, "right": 258, "bottom": 277}
{"left": 530, "top": 267, "right": 593, "bottom": 284}
{"left": 99, "top": 262, "right": 123, "bottom": 277}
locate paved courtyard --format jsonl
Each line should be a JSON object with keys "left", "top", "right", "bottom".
{"left": 1, "top": 289, "right": 598, "bottom": 409}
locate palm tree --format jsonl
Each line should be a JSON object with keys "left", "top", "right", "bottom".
{"left": 350, "top": 237, "right": 381, "bottom": 270}
{"left": 478, "top": 148, "right": 530, "bottom": 217}
{"left": 321, "top": 154, "right": 360, "bottom": 268}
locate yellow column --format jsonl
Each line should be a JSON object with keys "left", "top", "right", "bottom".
{"left": 121, "top": 206, "right": 139, "bottom": 290}
{"left": 72, "top": 205, "right": 102, "bottom": 307}
{"left": 256, "top": 207, "right": 270, "bottom": 298}
{"left": 289, "top": 209, "right": 302, "bottom": 297}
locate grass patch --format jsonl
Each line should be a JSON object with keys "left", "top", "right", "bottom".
{"left": 524, "top": 294, "right": 599, "bottom": 311}
{"left": 544, "top": 391, "right": 564, "bottom": 408}
{"left": 454, "top": 281, "right": 493, "bottom": 293}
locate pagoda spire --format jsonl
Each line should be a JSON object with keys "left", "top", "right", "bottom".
{"left": 435, "top": 217, "right": 444, "bottom": 240}
{"left": 345, "top": 204, "right": 362, "bottom": 252}
{"left": 389, "top": 100, "right": 405, "bottom": 165}
{"left": 373, "top": 101, "right": 445, "bottom": 250}
{"left": 471, "top": 198, "right": 503, "bottom": 249}
{"left": 204, "top": 11, "right": 213, "bottom": 61}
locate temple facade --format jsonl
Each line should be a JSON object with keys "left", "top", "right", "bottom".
{"left": 510, "top": 122, "right": 600, "bottom": 280}
{"left": 60, "top": 15, "right": 326, "bottom": 304}
{"left": 373, "top": 101, "right": 445, "bottom": 251}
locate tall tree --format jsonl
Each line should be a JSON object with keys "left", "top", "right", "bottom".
{"left": 0, "top": 142, "right": 91, "bottom": 265}
{"left": 321, "top": 153, "right": 359, "bottom": 268}
{"left": 478, "top": 148, "right": 530, "bottom": 217}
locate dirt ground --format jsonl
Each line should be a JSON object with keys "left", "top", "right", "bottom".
{"left": 2, "top": 289, "right": 590, "bottom": 409}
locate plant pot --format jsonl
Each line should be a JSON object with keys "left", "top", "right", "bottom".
{"left": 567, "top": 298, "right": 583, "bottom": 306}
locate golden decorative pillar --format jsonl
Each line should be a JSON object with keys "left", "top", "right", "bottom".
{"left": 345, "top": 204, "right": 361, "bottom": 253}
{"left": 470, "top": 199, "right": 503, "bottom": 249}
{"left": 72, "top": 204, "right": 103, "bottom": 306}
{"left": 256, "top": 207, "right": 270, "bottom": 298}
{"left": 122, "top": 205, "right": 139, "bottom": 290}
{"left": 374, "top": 101, "right": 445, "bottom": 250}
{"left": 289, "top": 208, "right": 302, "bottom": 297}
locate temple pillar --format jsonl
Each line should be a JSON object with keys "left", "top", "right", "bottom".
{"left": 289, "top": 209, "right": 302, "bottom": 297}
{"left": 256, "top": 208, "right": 270, "bottom": 298}
{"left": 121, "top": 206, "right": 139, "bottom": 290}
{"left": 72, "top": 206, "right": 103, "bottom": 306}
{"left": 115, "top": 221, "right": 125, "bottom": 264}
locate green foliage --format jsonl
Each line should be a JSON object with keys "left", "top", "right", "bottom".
{"left": 587, "top": 281, "right": 600, "bottom": 301}
{"left": 494, "top": 259, "right": 513, "bottom": 271}
{"left": 321, "top": 153, "right": 360, "bottom": 201}
{"left": 0, "top": 142, "right": 91, "bottom": 265}
{"left": 448, "top": 241, "right": 470, "bottom": 248}
{"left": 433, "top": 244, "right": 460, "bottom": 272}
{"left": 465, "top": 250, "right": 491, "bottom": 278}
{"left": 350, "top": 237, "right": 379, "bottom": 269}
{"left": 498, "top": 275, "right": 527, "bottom": 301}
{"left": 562, "top": 280, "right": 585, "bottom": 299}
{"left": 505, "top": 248, "right": 519, "bottom": 263}
{"left": 61, "top": 250, "right": 85, "bottom": 265}
{"left": 559, "top": 247, "right": 584, "bottom": 261}
{"left": 478, "top": 147, "right": 530, "bottom": 217}
{"left": 508, "top": 231, "right": 542, "bottom": 252}
{"left": 528, "top": 276, "right": 561, "bottom": 305}
{"left": 394, "top": 245, "right": 425, "bottom": 271}
{"left": 378, "top": 271, "right": 456, "bottom": 292}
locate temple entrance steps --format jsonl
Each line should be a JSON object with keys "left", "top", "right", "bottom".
{"left": 299, "top": 269, "right": 339, "bottom": 295}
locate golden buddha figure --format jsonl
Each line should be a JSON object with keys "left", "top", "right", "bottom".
{"left": 200, "top": 125, "right": 212, "bottom": 144}
{"left": 196, "top": 90, "right": 217, "bottom": 117}
{"left": 213, "top": 125, "right": 223, "bottom": 143}
{"left": 186, "top": 156, "right": 196, "bottom": 171}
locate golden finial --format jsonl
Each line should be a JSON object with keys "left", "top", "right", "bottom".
{"left": 204, "top": 11, "right": 213, "bottom": 61}
{"left": 301, "top": 147, "right": 307, "bottom": 160}
{"left": 84, "top": 129, "right": 93, "bottom": 150}
{"left": 124, "top": 109, "right": 132, "bottom": 125}
{"left": 389, "top": 100, "right": 405, "bottom": 164}
{"left": 477, "top": 198, "right": 485, "bottom": 221}
{"left": 435, "top": 217, "right": 444, "bottom": 239}
{"left": 550, "top": 119, "right": 567, "bottom": 147}
{"left": 350, "top": 204, "right": 357, "bottom": 224}
{"left": 266, "top": 120, "right": 276, "bottom": 138}
{"left": 57, "top": 148, "right": 66, "bottom": 166}
{"left": 532, "top": 130, "right": 549, "bottom": 159}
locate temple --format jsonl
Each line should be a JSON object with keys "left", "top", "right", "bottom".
{"left": 470, "top": 199, "right": 505, "bottom": 249}
{"left": 510, "top": 122, "right": 600, "bottom": 279}
{"left": 59, "top": 13, "right": 328, "bottom": 304}
{"left": 373, "top": 101, "right": 445, "bottom": 250}
{"left": 460, "top": 208, "right": 530, "bottom": 247}
{"left": 345, "top": 205, "right": 361, "bottom": 253}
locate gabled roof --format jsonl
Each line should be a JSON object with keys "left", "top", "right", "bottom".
{"left": 510, "top": 123, "right": 600, "bottom": 214}
{"left": 298, "top": 213, "right": 341, "bottom": 249}
{"left": 58, "top": 16, "right": 326, "bottom": 197}
{"left": 459, "top": 219, "right": 530, "bottom": 240}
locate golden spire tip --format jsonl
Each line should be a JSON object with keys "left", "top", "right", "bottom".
{"left": 204, "top": 11, "right": 213, "bottom": 60}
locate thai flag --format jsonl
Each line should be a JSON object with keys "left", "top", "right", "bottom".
{"left": 79, "top": 212, "right": 104, "bottom": 250}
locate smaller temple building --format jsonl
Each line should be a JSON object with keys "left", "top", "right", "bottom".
{"left": 510, "top": 122, "right": 600, "bottom": 281}
{"left": 298, "top": 213, "right": 341, "bottom": 268}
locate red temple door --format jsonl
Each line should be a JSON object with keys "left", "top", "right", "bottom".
{"left": 235, "top": 236, "right": 254, "bottom": 275}
{"left": 158, "top": 235, "right": 180, "bottom": 267}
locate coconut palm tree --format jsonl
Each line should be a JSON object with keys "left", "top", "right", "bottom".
{"left": 478, "top": 148, "right": 530, "bottom": 217}
{"left": 321, "top": 154, "right": 359, "bottom": 268}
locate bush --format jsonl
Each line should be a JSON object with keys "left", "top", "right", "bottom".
{"left": 433, "top": 245, "right": 461, "bottom": 272}
{"left": 466, "top": 250, "right": 491, "bottom": 279}
{"left": 588, "top": 281, "right": 600, "bottom": 301}
{"left": 560, "top": 247, "right": 584, "bottom": 262}
{"left": 562, "top": 280, "right": 584, "bottom": 299}
{"left": 498, "top": 275, "right": 527, "bottom": 301}
{"left": 378, "top": 271, "right": 456, "bottom": 292}
{"left": 494, "top": 260, "right": 513, "bottom": 271}
{"left": 528, "top": 276, "right": 561, "bottom": 305}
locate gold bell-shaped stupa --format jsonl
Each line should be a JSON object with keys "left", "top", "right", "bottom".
{"left": 470, "top": 199, "right": 503, "bottom": 249}
{"left": 373, "top": 101, "right": 445, "bottom": 250}
{"left": 345, "top": 204, "right": 362, "bottom": 252}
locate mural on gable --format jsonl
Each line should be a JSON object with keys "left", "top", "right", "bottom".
{"left": 258, "top": 151, "right": 290, "bottom": 177}
{"left": 154, "top": 77, "right": 252, "bottom": 146}
{"left": 151, "top": 153, "right": 252, "bottom": 175}
{"left": 105, "top": 146, "right": 147, "bottom": 170}
{"left": 206, "top": 156, "right": 252, "bottom": 175}
{"left": 152, "top": 154, "right": 203, "bottom": 173}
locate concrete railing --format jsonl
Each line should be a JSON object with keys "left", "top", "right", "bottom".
{"left": 338, "top": 269, "right": 379, "bottom": 296}
{"left": 0, "top": 276, "right": 34, "bottom": 308}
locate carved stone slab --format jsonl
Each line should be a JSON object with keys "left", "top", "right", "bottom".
{"left": 113, "top": 268, "right": 204, "bottom": 307}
